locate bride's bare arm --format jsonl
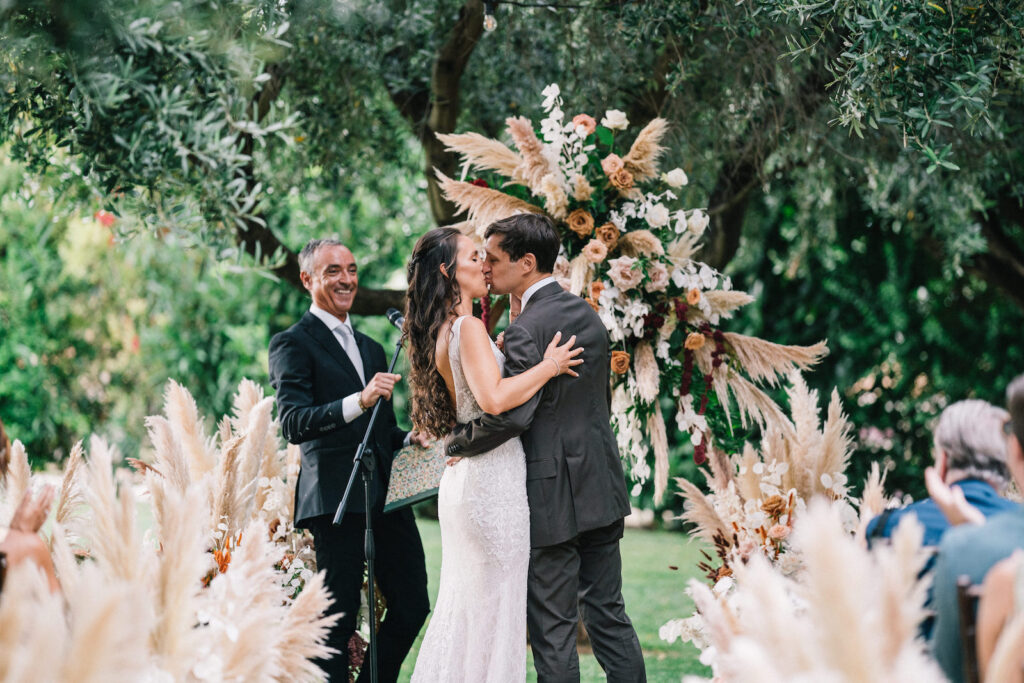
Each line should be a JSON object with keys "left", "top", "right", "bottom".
{"left": 458, "top": 316, "right": 582, "bottom": 415}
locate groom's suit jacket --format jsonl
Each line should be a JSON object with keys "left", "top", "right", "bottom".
{"left": 446, "top": 282, "right": 631, "bottom": 547}
{"left": 269, "top": 312, "right": 407, "bottom": 527}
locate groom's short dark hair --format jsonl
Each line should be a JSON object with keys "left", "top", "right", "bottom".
{"left": 485, "top": 214, "right": 560, "bottom": 274}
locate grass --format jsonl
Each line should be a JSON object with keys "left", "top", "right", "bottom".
{"left": 398, "top": 516, "right": 711, "bottom": 682}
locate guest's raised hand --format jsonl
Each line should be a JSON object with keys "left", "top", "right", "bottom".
{"left": 10, "top": 484, "right": 55, "bottom": 534}
{"left": 360, "top": 372, "right": 402, "bottom": 407}
{"left": 925, "top": 466, "right": 985, "bottom": 526}
{"left": 543, "top": 331, "right": 584, "bottom": 378}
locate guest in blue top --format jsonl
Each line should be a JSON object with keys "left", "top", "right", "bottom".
{"left": 866, "top": 400, "right": 1015, "bottom": 639}
{"left": 867, "top": 399, "right": 1016, "bottom": 548}
{"left": 929, "top": 376, "right": 1024, "bottom": 683}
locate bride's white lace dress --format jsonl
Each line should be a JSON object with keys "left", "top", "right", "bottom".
{"left": 411, "top": 316, "right": 530, "bottom": 682}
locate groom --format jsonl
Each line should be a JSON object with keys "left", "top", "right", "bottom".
{"left": 446, "top": 214, "right": 646, "bottom": 682}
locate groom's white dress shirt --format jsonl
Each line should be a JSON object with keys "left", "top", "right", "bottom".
{"left": 520, "top": 276, "right": 557, "bottom": 310}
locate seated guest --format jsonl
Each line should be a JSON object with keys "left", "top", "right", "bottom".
{"left": 866, "top": 399, "right": 1015, "bottom": 549}
{"left": 976, "top": 551, "right": 1024, "bottom": 683}
{"left": 931, "top": 375, "right": 1024, "bottom": 683}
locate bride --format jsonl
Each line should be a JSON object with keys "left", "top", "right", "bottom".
{"left": 404, "top": 226, "right": 582, "bottom": 682}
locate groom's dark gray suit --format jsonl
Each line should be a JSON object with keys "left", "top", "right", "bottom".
{"left": 446, "top": 281, "right": 646, "bottom": 683}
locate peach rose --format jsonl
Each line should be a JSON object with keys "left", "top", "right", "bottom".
{"left": 607, "top": 255, "right": 643, "bottom": 291}
{"left": 595, "top": 223, "right": 620, "bottom": 249}
{"left": 609, "top": 168, "right": 634, "bottom": 190}
{"left": 582, "top": 239, "right": 608, "bottom": 264}
{"left": 601, "top": 153, "right": 625, "bottom": 176}
{"left": 684, "top": 332, "right": 706, "bottom": 351}
{"left": 566, "top": 209, "right": 595, "bottom": 239}
{"left": 768, "top": 524, "right": 791, "bottom": 541}
{"left": 572, "top": 113, "right": 597, "bottom": 137}
{"left": 686, "top": 288, "right": 702, "bottom": 305}
{"left": 589, "top": 280, "right": 606, "bottom": 301}
{"left": 610, "top": 350, "right": 631, "bottom": 375}
{"left": 644, "top": 260, "right": 669, "bottom": 292}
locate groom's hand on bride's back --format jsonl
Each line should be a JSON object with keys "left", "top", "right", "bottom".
{"left": 359, "top": 372, "right": 402, "bottom": 407}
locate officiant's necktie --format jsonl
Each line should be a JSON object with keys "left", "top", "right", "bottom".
{"left": 337, "top": 324, "right": 366, "bottom": 386}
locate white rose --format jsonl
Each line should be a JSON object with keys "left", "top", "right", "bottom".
{"left": 601, "top": 109, "right": 629, "bottom": 130}
{"left": 687, "top": 209, "right": 709, "bottom": 236}
{"left": 663, "top": 168, "right": 689, "bottom": 188}
{"left": 646, "top": 203, "right": 671, "bottom": 228}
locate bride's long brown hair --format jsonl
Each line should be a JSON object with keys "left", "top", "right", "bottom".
{"left": 404, "top": 227, "right": 464, "bottom": 437}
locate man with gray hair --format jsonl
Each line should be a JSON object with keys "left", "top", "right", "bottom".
{"left": 867, "top": 399, "right": 1016, "bottom": 548}
{"left": 269, "top": 238, "right": 431, "bottom": 681}
{"left": 930, "top": 376, "right": 1024, "bottom": 682}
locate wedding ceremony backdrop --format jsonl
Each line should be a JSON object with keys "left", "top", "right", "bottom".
{"left": 2, "top": 0, "right": 1024, "bottom": 680}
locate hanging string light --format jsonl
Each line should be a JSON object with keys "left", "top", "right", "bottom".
{"left": 483, "top": 0, "right": 498, "bottom": 31}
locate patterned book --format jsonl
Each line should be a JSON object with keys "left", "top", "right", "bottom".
{"left": 384, "top": 439, "right": 446, "bottom": 512}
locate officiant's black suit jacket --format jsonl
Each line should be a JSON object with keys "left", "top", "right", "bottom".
{"left": 269, "top": 312, "right": 407, "bottom": 527}
{"left": 446, "top": 281, "right": 631, "bottom": 547}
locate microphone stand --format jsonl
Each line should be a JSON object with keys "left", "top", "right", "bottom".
{"left": 332, "top": 328, "right": 406, "bottom": 683}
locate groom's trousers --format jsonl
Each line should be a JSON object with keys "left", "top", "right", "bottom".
{"left": 527, "top": 518, "right": 647, "bottom": 683}
{"left": 307, "top": 509, "right": 430, "bottom": 683}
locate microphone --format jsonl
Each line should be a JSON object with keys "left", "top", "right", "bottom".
{"left": 386, "top": 308, "right": 405, "bottom": 330}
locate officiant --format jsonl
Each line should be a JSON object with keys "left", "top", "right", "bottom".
{"left": 269, "top": 238, "right": 431, "bottom": 682}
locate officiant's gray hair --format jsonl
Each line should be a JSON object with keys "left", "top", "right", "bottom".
{"left": 298, "top": 238, "right": 345, "bottom": 275}
{"left": 934, "top": 399, "right": 1011, "bottom": 491}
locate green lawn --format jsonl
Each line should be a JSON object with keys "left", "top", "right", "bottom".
{"left": 398, "top": 517, "right": 711, "bottom": 682}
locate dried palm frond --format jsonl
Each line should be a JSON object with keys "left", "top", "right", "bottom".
{"left": 164, "top": 380, "right": 217, "bottom": 477}
{"left": 649, "top": 404, "right": 669, "bottom": 505}
{"left": 205, "top": 521, "right": 288, "bottom": 681}
{"left": 79, "top": 437, "right": 144, "bottom": 584}
{"left": 145, "top": 415, "right": 191, "bottom": 494}
{"left": 54, "top": 440, "right": 86, "bottom": 527}
{"left": 857, "top": 462, "right": 891, "bottom": 541}
{"left": 568, "top": 253, "right": 593, "bottom": 297}
{"left": 59, "top": 561, "right": 151, "bottom": 683}
{"left": 506, "top": 116, "right": 556, "bottom": 192}
{"left": 704, "top": 290, "right": 755, "bottom": 320}
{"left": 733, "top": 443, "right": 763, "bottom": 503}
{"left": 231, "top": 379, "right": 265, "bottom": 434}
{"left": 284, "top": 443, "right": 301, "bottom": 520}
{"left": 819, "top": 389, "right": 855, "bottom": 485}
{"left": 618, "top": 229, "right": 665, "bottom": 257}
{"left": 704, "top": 445, "right": 736, "bottom": 494}
{"left": 0, "top": 562, "right": 68, "bottom": 681}
{"left": 150, "top": 482, "right": 212, "bottom": 676}
{"left": 5, "top": 439, "right": 31, "bottom": 511}
{"left": 435, "top": 170, "right": 545, "bottom": 231}
{"left": 722, "top": 333, "right": 828, "bottom": 387}
{"left": 724, "top": 371, "right": 792, "bottom": 432}
{"left": 623, "top": 118, "right": 669, "bottom": 182}
{"left": 634, "top": 341, "right": 660, "bottom": 404}
{"left": 667, "top": 232, "right": 702, "bottom": 267}
{"left": 436, "top": 131, "right": 522, "bottom": 178}
{"left": 676, "top": 476, "right": 731, "bottom": 546}
{"left": 275, "top": 571, "right": 339, "bottom": 681}
{"left": 212, "top": 434, "right": 246, "bottom": 545}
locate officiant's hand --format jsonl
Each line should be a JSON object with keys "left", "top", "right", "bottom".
{"left": 408, "top": 430, "right": 431, "bottom": 448}
{"left": 360, "top": 372, "right": 401, "bottom": 407}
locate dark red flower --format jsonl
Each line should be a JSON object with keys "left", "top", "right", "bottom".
{"left": 471, "top": 178, "right": 489, "bottom": 188}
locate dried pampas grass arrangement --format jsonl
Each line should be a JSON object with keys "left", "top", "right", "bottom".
{"left": 0, "top": 379, "right": 332, "bottom": 682}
